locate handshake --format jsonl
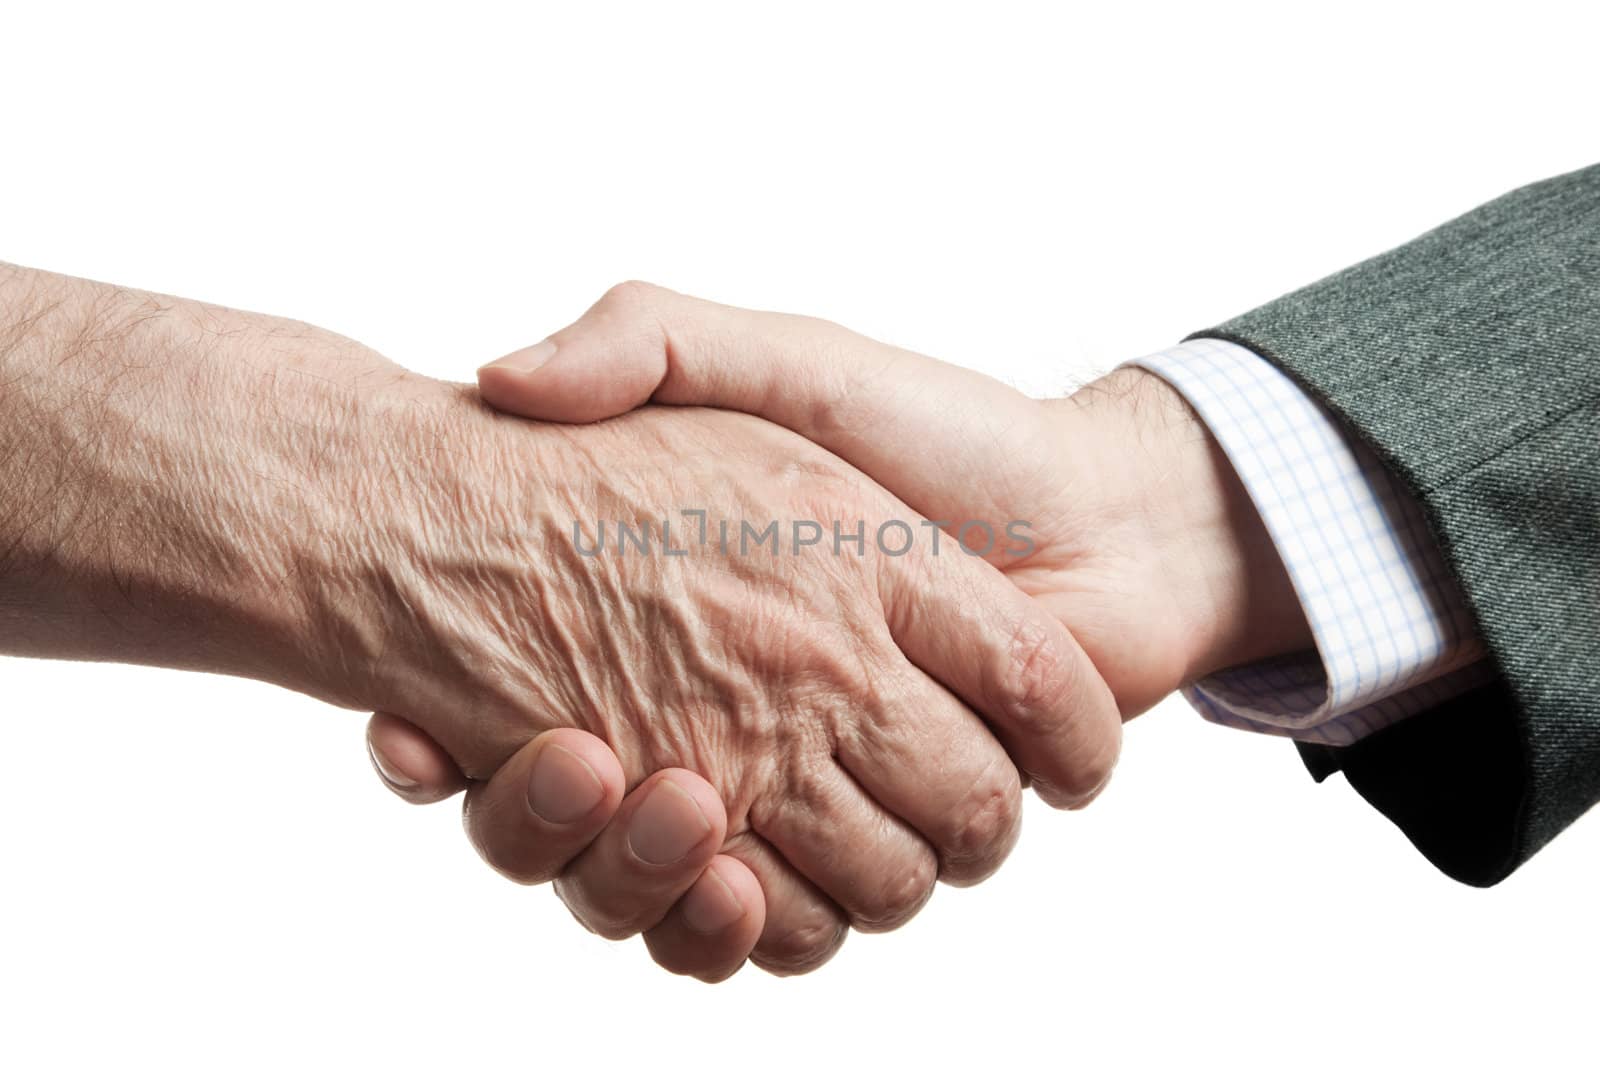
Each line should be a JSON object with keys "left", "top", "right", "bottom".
{"left": 373, "top": 283, "right": 1315, "bottom": 978}
{"left": 0, "top": 269, "right": 1312, "bottom": 981}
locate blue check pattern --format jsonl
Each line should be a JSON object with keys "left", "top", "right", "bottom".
{"left": 1131, "top": 339, "right": 1496, "bottom": 745}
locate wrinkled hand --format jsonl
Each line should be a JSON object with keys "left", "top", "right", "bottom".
{"left": 478, "top": 282, "right": 1313, "bottom": 712}
{"left": 0, "top": 265, "right": 1117, "bottom": 983}
{"left": 379, "top": 282, "right": 1313, "bottom": 979}
{"left": 352, "top": 344, "right": 1121, "bottom": 978}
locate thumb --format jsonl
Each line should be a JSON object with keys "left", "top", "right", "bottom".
{"left": 476, "top": 282, "right": 1047, "bottom": 522}
{"left": 477, "top": 282, "right": 679, "bottom": 423}
{"left": 479, "top": 279, "right": 895, "bottom": 426}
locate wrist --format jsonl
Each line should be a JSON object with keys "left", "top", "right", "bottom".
{"left": 294, "top": 381, "right": 592, "bottom": 773}
{"left": 1064, "top": 367, "right": 1312, "bottom": 685}
{"left": 216, "top": 335, "right": 478, "bottom": 711}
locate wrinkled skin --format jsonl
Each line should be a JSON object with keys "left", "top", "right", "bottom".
{"left": 373, "top": 282, "right": 1315, "bottom": 980}
{"left": 473, "top": 283, "right": 1314, "bottom": 717}
{"left": 340, "top": 384, "right": 1119, "bottom": 845}
{"left": 0, "top": 266, "right": 1121, "bottom": 980}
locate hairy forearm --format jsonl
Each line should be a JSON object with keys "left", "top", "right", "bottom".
{"left": 0, "top": 264, "right": 398, "bottom": 696}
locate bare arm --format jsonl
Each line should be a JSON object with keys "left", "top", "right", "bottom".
{"left": 0, "top": 263, "right": 390, "bottom": 697}
{"left": 0, "top": 263, "right": 1124, "bottom": 978}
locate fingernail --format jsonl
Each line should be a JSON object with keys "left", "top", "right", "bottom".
{"left": 481, "top": 338, "right": 557, "bottom": 375}
{"left": 527, "top": 744, "right": 606, "bottom": 824}
{"left": 369, "top": 742, "right": 418, "bottom": 790}
{"left": 681, "top": 869, "right": 746, "bottom": 935}
{"left": 628, "top": 780, "right": 712, "bottom": 866}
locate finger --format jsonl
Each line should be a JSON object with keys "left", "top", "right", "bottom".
{"left": 722, "top": 833, "right": 849, "bottom": 977}
{"left": 478, "top": 280, "right": 676, "bottom": 424}
{"left": 462, "top": 728, "right": 626, "bottom": 885}
{"left": 553, "top": 769, "right": 727, "bottom": 939}
{"left": 367, "top": 712, "right": 470, "bottom": 804}
{"left": 832, "top": 670, "right": 1024, "bottom": 887}
{"left": 749, "top": 761, "right": 937, "bottom": 932}
{"left": 878, "top": 549, "right": 1123, "bottom": 809}
{"left": 476, "top": 281, "right": 1042, "bottom": 534}
{"left": 642, "top": 854, "right": 766, "bottom": 983}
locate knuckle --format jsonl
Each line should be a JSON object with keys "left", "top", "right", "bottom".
{"left": 991, "top": 622, "right": 1122, "bottom": 806}
{"left": 994, "top": 621, "right": 1077, "bottom": 735}
{"left": 754, "top": 917, "right": 848, "bottom": 975}
{"left": 1060, "top": 723, "right": 1123, "bottom": 808}
{"left": 760, "top": 745, "right": 844, "bottom": 824}
{"left": 940, "top": 763, "right": 1023, "bottom": 884}
{"left": 597, "top": 279, "right": 667, "bottom": 322}
{"left": 796, "top": 352, "right": 861, "bottom": 438}
{"left": 851, "top": 851, "right": 937, "bottom": 932}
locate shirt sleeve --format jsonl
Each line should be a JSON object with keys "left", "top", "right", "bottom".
{"left": 1128, "top": 338, "right": 1497, "bottom": 746}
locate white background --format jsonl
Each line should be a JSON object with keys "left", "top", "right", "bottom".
{"left": 1, "top": 2, "right": 1594, "bottom": 1064}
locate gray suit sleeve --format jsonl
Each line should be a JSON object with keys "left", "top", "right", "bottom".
{"left": 1191, "top": 165, "right": 1600, "bottom": 885}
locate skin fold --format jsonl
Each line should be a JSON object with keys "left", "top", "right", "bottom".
{"left": 378, "top": 282, "right": 1315, "bottom": 980}
{"left": 0, "top": 265, "right": 1124, "bottom": 981}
